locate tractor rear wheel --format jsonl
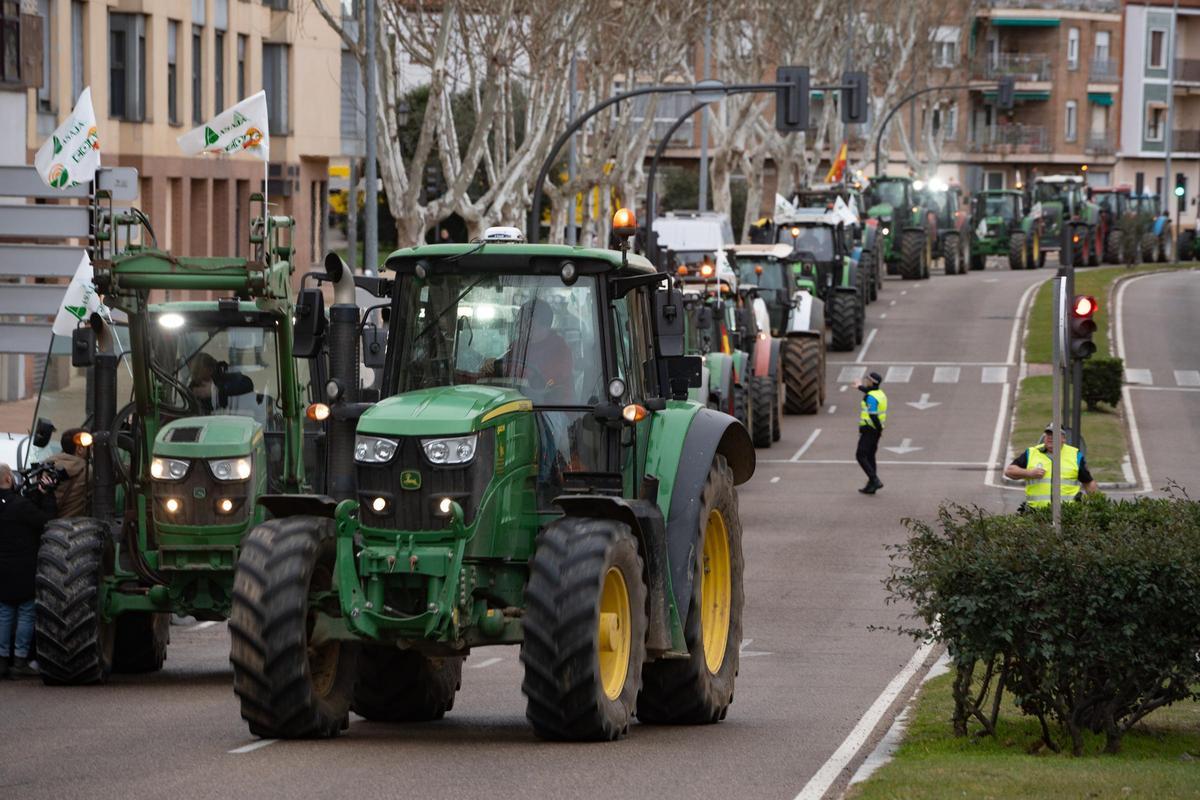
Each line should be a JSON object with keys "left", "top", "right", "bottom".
{"left": 35, "top": 518, "right": 116, "bottom": 685}
{"left": 732, "top": 382, "right": 749, "bottom": 430}
{"left": 1178, "top": 229, "right": 1195, "bottom": 261}
{"left": 113, "top": 612, "right": 170, "bottom": 673}
{"left": 1104, "top": 229, "right": 1122, "bottom": 263}
{"left": 898, "top": 230, "right": 924, "bottom": 280}
{"left": 230, "top": 516, "right": 359, "bottom": 739}
{"left": 783, "top": 337, "right": 821, "bottom": 414}
{"left": 943, "top": 233, "right": 961, "bottom": 275}
{"left": 1008, "top": 231, "right": 1028, "bottom": 270}
{"left": 638, "top": 455, "right": 743, "bottom": 725}
{"left": 1158, "top": 233, "right": 1171, "bottom": 263}
{"left": 1140, "top": 233, "right": 1156, "bottom": 264}
{"left": 748, "top": 375, "right": 775, "bottom": 448}
{"left": 521, "top": 517, "right": 647, "bottom": 741}
{"left": 353, "top": 647, "right": 463, "bottom": 722}
{"left": 771, "top": 376, "right": 782, "bottom": 442}
{"left": 828, "top": 293, "right": 856, "bottom": 352}
{"left": 860, "top": 248, "right": 878, "bottom": 301}
{"left": 855, "top": 282, "right": 866, "bottom": 345}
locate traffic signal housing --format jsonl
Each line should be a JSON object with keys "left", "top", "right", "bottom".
{"left": 1069, "top": 294, "right": 1098, "bottom": 360}
{"left": 776, "top": 65, "right": 810, "bottom": 133}
{"left": 841, "top": 70, "right": 868, "bottom": 124}
{"left": 1176, "top": 172, "right": 1187, "bottom": 213}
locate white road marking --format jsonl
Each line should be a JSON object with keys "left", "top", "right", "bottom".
{"left": 1174, "top": 369, "right": 1200, "bottom": 387}
{"left": 827, "top": 405, "right": 837, "bottom": 414}
{"left": 840, "top": 361, "right": 1011, "bottom": 366}
{"left": 932, "top": 367, "right": 960, "bottom": 384}
{"left": 229, "top": 739, "right": 279, "bottom": 754}
{"left": 839, "top": 385, "right": 848, "bottom": 393}
{"left": 1114, "top": 274, "right": 1156, "bottom": 492}
{"left": 790, "top": 429, "right": 823, "bottom": 462}
{"left": 981, "top": 366, "right": 1008, "bottom": 384}
{"left": 792, "top": 639, "right": 937, "bottom": 800}
{"left": 1128, "top": 385, "right": 1200, "bottom": 393}
{"left": 837, "top": 365, "right": 867, "bottom": 383}
{"left": 1007, "top": 278, "right": 1048, "bottom": 367}
{"left": 900, "top": 290, "right": 908, "bottom": 296}
{"left": 195, "top": 621, "right": 220, "bottom": 630}
{"left": 905, "top": 393, "right": 940, "bottom": 411}
{"left": 1124, "top": 368, "right": 1153, "bottom": 385}
{"left": 983, "top": 278, "right": 999, "bottom": 283}
{"left": 879, "top": 313, "right": 888, "bottom": 319}
{"left": 888, "top": 300, "right": 896, "bottom": 306}
{"left": 468, "top": 657, "right": 503, "bottom": 669}
{"left": 770, "top": 476, "right": 781, "bottom": 484}
{"left": 760, "top": 458, "right": 989, "bottom": 466}
{"left": 855, "top": 329, "right": 878, "bottom": 363}
{"left": 883, "top": 366, "right": 912, "bottom": 384}
{"left": 984, "top": 382, "right": 1012, "bottom": 488}
{"left": 882, "top": 437, "right": 922, "bottom": 455}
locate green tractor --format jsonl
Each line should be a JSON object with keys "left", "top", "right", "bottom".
{"left": 776, "top": 212, "right": 864, "bottom": 352}
{"left": 968, "top": 189, "right": 1025, "bottom": 270}
{"left": 677, "top": 265, "right": 751, "bottom": 431}
{"left": 229, "top": 226, "right": 756, "bottom": 742}
{"left": 29, "top": 196, "right": 325, "bottom": 684}
{"left": 1020, "top": 175, "right": 1101, "bottom": 268}
{"left": 790, "top": 182, "right": 879, "bottom": 300}
{"left": 729, "top": 244, "right": 826, "bottom": 415}
{"left": 863, "top": 176, "right": 936, "bottom": 280}
{"left": 1090, "top": 186, "right": 1173, "bottom": 264}
{"left": 916, "top": 179, "right": 971, "bottom": 275}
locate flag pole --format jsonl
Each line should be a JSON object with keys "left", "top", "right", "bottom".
{"left": 263, "top": 158, "right": 269, "bottom": 255}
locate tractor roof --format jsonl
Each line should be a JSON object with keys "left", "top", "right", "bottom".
{"left": 1091, "top": 184, "right": 1132, "bottom": 194}
{"left": 726, "top": 244, "right": 795, "bottom": 259}
{"left": 384, "top": 242, "right": 656, "bottom": 275}
{"left": 776, "top": 209, "right": 839, "bottom": 227}
{"left": 978, "top": 189, "right": 1023, "bottom": 196}
{"left": 1036, "top": 175, "right": 1084, "bottom": 185}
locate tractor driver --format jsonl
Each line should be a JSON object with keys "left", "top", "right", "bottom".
{"left": 481, "top": 298, "right": 573, "bottom": 405}
{"left": 188, "top": 352, "right": 255, "bottom": 413}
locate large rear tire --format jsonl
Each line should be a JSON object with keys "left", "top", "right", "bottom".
{"left": 521, "top": 517, "right": 647, "bottom": 741}
{"left": 783, "top": 337, "right": 822, "bottom": 415}
{"left": 899, "top": 230, "right": 924, "bottom": 279}
{"left": 113, "top": 612, "right": 170, "bottom": 673}
{"left": 638, "top": 456, "right": 743, "bottom": 725}
{"left": 943, "top": 233, "right": 961, "bottom": 275}
{"left": 748, "top": 375, "right": 775, "bottom": 448}
{"left": 35, "top": 518, "right": 115, "bottom": 685}
{"left": 828, "top": 292, "right": 856, "bottom": 352}
{"left": 229, "top": 516, "right": 359, "bottom": 739}
{"left": 353, "top": 647, "right": 463, "bottom": 722}
{"left": 860, "top": 248, "right": 879, "bottom": 301}
{"left": 1104, "top": 229, "right": 1122, "bottom": 264}
{"left": 1140, "top": 232, "right": 1156, "bottom": 264}
{"left": 1158, "top": 232, "right": 1171, "bottom": 263}
{"left": 1008, "top": 231, "right": 1028, "bottom": 270}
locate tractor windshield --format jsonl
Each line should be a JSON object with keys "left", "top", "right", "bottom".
{"left": 149, "top": 311, "right": 285, "bottom": 430}
{"left": 778, "top": 225, "right": 835, "bottom": 261}
{"left": 1130, "top": 196, "right": 1159, "bottom": 215}
{"left": 390, "top": 271, "right": 604, "bottom": 407}
{"left": 865, "top": 180, "right": 907, "bottom": 209}
{"left": 1033, "top": 183, "right": 1067, "bottom": 203}
{"left": 983, "top": 194, "right": 1019, "bottom": 220}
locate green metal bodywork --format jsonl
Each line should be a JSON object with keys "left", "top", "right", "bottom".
{"left": 865, "top": 177, "right": 925, "bottom": 264}
{"left": 971, "top": 190, "right": 1024, "bottom": 256}
{"left": 1024, "top": 178, "right": 1099, "bottom": 252}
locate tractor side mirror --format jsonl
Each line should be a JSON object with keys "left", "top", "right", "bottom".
{"left": 33, "top": 417, "right": 55, "bottom": 448}
{"left": 361, "top": 324, "right": 386, "bottom": 369}
{"left": 664, "top": 354, "right": 703, "bottom": 400}
{"left": 696, "top": 305, "right": 714, "bottom": 332}
{"left": 71, "top": 327, "right": 96, "bottom": 367}
{"left": 293, "top": 288, "right": 326, "bottom": 359}
{"left": 653, "top": 288, "right": 685, "bottom": 358}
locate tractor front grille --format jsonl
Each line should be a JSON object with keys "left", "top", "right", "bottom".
{"left": 357, "top": 431, "right": 495, "bottom": 531}
{"left": 150, "top": 465, "right": 252, "bottom": 527}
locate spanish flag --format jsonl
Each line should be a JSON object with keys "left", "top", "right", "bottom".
{"left": 825, "top": 142, "right": 848, "bottom": 183}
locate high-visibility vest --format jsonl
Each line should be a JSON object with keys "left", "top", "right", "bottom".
{"left": 859, "top": 389, "right": 888, "bottom": 429}
{"left": 1025, "top": 444, "right": 1082, "bottom": 508}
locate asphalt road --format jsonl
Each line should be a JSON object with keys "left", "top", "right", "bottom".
{"left": 0, "top": 262, "right": 1072, "bottom": 800}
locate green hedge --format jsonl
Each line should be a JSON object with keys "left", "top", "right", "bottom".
{"left": 1082, "top": 356, "right": 1123, "bottom": 411}
{"left": 885, "top": 497, "right": 1200, "bottom": 755}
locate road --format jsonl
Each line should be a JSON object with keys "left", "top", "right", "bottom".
{"left": 0, "top": 264, "right": 1070, "bottom": 800}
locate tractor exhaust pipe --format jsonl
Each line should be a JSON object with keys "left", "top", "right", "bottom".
{"left": 324, "top": 252, "right": 357, "bottom": 306}
{"left": 323, "top": 253, "right": 360, "bottom": 502}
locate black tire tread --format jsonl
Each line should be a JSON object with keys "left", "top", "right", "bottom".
{"left": 748, "top": 375, "right": 775, "bottom": 448}
{"left": 829, "top": 293, "right": 856, "bottom": 352}
{"left": 35, "top": 518, "right": 113, "bottom": 685}
{"left": 1008, "top": 230, "right": 1027, "bottom": 270}
{"left": 899, "top": 230, "right": 925, "bottom": 279}
{"left": 783, "top": 337, "right": 821, "bottom": 415}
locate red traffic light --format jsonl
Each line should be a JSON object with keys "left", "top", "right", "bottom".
{"left": 1072, "top": 295, "right": 1098, "bottom": 318}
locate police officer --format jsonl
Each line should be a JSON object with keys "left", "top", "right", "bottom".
{"left": 856, "top": 372, "right": 887, "bottom": 494}
{"left": 1004, "top": 422, "right": 1099, "bottom": 509}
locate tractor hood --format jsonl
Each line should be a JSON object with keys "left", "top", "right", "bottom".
{"left": 357, "top": 385, "right": 532, "bottom": 437}
{"left": 867, "top": 203, "right": 894, "bottom": 219}
{"left": 153, "top": 416, "right": 262, "bottom": 459}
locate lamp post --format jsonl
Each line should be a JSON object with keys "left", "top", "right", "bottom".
{"left": 364, "top": 0, "right": 378, "bottom": 273}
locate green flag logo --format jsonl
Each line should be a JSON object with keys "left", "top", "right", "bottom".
{"left": 204, "top": 126, "right": 219, "bottom": 147}
{"left": 65, "top": 305, "right": 87, "bottom": 321}
{"left": 49, "top": 165, "right": 70, "bottom": 188}
{"left": 52, "top": 135, "right": 62, "bottom": 156}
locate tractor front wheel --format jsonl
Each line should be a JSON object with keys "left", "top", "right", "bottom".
{"left": 748, "top": 375, "right": 775, "bottom": 448}
{"left": 521, "top": 517, "right": 647, "bottom": 741}
{"left": 353, "top": 647, "right": 463, "bottom": 722}
{"left": 732, "top": 382, "right": 749, "bottom": 430}
{"left": 828, "top": 293, "right": 857, "bottom": 352}
{"left": 230, "top": 516, "right": 359, "bottom": 739}
{"left": 638, "top": 456, "right": 744, "bottom": 725}
{"left": 1104, "top": 229, "right": 1123, "bottom": 264}
{"left": 1009, "top": 231, "right": 1028, "bottom": 270}
{"left": 860, "top": 248, "right": 879, "bottom": 301}
{"left": 783, "top": 337, "right": 822, "bottom": 414}
{"left": 943, "top": 233, "right": 961, "bottom": 275}
{"left": 1140, "top": 232, "right": 1156, "bottom": 264}
{"left": 899, "top": 230, "right": 925, "bottom": 280}
{"left": 35, "top": 518, "right": 116, "bottom": 685}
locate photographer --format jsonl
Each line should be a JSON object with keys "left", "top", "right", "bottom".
{"left": 0, "top": 462, "right": 57, "bottom": 679}
{"left": 46, "top": 428, "right": 92, "bottom": 518}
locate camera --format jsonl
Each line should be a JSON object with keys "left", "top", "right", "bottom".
{"left": 19, "top": 462, "right": 68, "bottom": 498}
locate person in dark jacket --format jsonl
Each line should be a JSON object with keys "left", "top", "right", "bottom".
{"left": 0, "top": 462, "right": 58, "bottom": 678}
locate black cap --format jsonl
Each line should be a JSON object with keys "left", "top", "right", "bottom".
{"left": 868, "top": 371, "right": 883, "bottom": 384}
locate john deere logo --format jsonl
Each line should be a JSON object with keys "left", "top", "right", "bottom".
{"left": 400, "top": 470, "right": 421, "bottom": 490}
{"left": 193, "top": 487, "right": 207, "bottom": 499}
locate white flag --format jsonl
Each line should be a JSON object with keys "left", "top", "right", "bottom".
{"left": 52, "top": 252, "right": 111, "bottom": 337}
{"left": 177, "top": 91, "right": 270, "bottom": 161}
{"left": 34, "top": 87, "right": 100, "bottom": 190}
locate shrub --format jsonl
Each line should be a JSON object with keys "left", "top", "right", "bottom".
{"left": 885, "top": 497, "right": 1200, "bottom": 755}
{"left": 1081, "top": 356, "right": 1123, "bottom": 411}
{"left": 1117, "top": 215, "right": 1148, "bottom": 266}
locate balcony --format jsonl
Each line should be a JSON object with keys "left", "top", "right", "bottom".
{"left": 1175, "top": 58, "right": 1200, "bottom": 83}
{"left": 968, "top": 123, "right": 1050, "bottom": 153}
{"left": 1085, "top": 131, "right": 1116, "bottom": 155}
{"left": 1173, "top": 129, "right": 1200, "bottom": 152}
{"left": 973, "top": 53, "right": 1052, "bottom": 82}
{"left": 1089, "top": 58, "right": 1119, "bottom": 83}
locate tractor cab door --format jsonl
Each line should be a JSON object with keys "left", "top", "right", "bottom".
{"left": 609, "top": 284, "right": 663, "bottom": 497}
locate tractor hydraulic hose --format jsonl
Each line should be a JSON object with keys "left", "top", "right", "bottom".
{"left": 91, "top": 354, "right": 119, "bottom": 522}
{"left": 327, "top": 304, "right": 360, "bottom": 502}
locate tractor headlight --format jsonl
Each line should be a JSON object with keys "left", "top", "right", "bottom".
{"left": 421, "top": 434, "right": 477, "bottom": 465}
{"left": 150, "top": 457, "right": 190, "bottom": 481}
{"left": 354, "top": 435, "right": 399, "bottom": 464}
{"left": 209, "top": 457, "right": 252, "bottom": 481}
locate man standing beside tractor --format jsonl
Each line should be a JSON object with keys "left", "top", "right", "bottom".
{"left": 856, "top": 372, "right": 887, "bottom": 494}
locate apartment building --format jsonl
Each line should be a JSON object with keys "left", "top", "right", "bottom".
{"left": 26, "top": 0, "right": 344, "bottom": 268}
{"left": 1117, "top": 0, "right": 1200, "bottom": 225}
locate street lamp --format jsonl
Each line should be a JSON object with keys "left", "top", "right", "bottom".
{"left": 397, "top": 99, "right": 410, "bottom": 128}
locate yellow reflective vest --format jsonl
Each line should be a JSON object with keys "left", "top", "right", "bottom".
{"left": 1025, "top": 444, "right": 1082, "bottom": 508}
{"left": 859, "top": 389, "right": 888, "bottom": 429}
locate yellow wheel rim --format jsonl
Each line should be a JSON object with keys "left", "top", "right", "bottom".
{"left": 701, "top": 509, "right": 732, "bottom": 674}
{"left": 598, "top": 566, "right": 632, "bottom": 701}
{"left": 1033, "top": 232, "right": 1040, "bottom": 262}
{"left": 307, "top": 561, "right": 340, "bottom": 698}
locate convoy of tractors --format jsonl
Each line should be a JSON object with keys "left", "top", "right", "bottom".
{"left": 22, "top": 165, "right": 1161, "bottom": 742}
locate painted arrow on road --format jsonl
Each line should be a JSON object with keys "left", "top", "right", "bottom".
{"left": 905, "top": 393, "right": 941, "bottom": 411}
{"left": 883, "top": 438, "right": 923, "bottom": 455}
{"left": 740, "top": 638, "right": 773, "bottom": 659}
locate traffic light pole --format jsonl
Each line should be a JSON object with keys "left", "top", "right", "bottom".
{"left": 1051, "top": 274, "right": 1066, "bottom": 531}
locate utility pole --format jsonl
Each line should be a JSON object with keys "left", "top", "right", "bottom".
{"left": 347, "top": 159, "right": 359, "bottom": 271}
{"left": 1051, "top": 273, "right": 1066, "bottom": 531}
{"left": 698, "top": 0, "right": 712, "bottom": 212}
{"left": 364, "top": 0, "right": 378, "bottom": 272}
{"left": 1164, "top": 0, "right": 1179, "bottom": 216}
{"left": 567, "top": 54, "right": 578, "bottom": 246}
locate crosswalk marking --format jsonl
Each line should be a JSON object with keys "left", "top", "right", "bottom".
{"left": 981, "top": 366, "right": 1008, "bottom": 384}
{"left": 884, "top": 366, "right": 913, "bottom": 384}
{"left": 932, "top": 366, "right": 960, "bottom": 384}
{"left": 1175, "top": 370, "right": 1200, "bottom": 387}
{"left": 1124, "top": 368, "right": 1153, "bottom": 385}
{"left": 837, "top": 365, "right": 867, "bottom": 383}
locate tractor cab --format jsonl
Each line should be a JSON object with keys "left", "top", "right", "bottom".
{"left": 917, "top": 179, "right": 963, "bottom": 229}
{"left": 972, "top": 190, "right": 1024, "bottom": 226}
{"left": 728, "top": 243, "right": 797, "bottom": 336}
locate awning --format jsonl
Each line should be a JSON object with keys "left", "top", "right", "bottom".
{"left": 983, "top": 91, "right": 1051, "bottom": 101}
{"left": 991, "top": 17, "right": 1060, "bottom": 27}
{"left": 1088, "top": 92, "right": 1114, "bottom": 106}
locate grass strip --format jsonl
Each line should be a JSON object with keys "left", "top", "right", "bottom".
{"left": 848, "top": 673, "right": 1200, "bottom": 800}
{"left": 1009, "top": 375, "right": 1126, "bottom": 483}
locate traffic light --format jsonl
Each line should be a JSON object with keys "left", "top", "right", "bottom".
{"left": 424, "top": 163, "right": 443, "bottom": 202}
{"left": 1068, "top": 294, "right": 1098, "bottom": 360}
{"left": 1176, "top": 173, "right": 1187, "bottom": 213}
{"left": 996, "top": 76, "right": 1015, "bottom": 111}
{"left": 841, "top": 70, "right": 868, "bottom": 124}
{"left": 776, "top": 65, "right": 810, "bottom": 133}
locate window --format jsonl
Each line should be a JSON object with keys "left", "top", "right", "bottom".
{"left": 931, "top": 25, "right": 960, "bottom": 69}
{"left": 71, "top": 1, "right": 84, "bottom": 100}
{"left": 167, "top": 21, "right": 179, "bottom": 124}
{"left": 192, "top": 25, "right": 202, "bottom": 123}
{"left": 237, "top": 34, "right": 246, "bottom": 100}
{"left": 985, "top": 171, "right": 1005, "bottom": 191}
{"left": 263, "top": 43, "right": 289, "bottom": 134}
{"left": 1, "top": 1, "right": 19, "bottom": 84}
{"left": 37, "top": 0, "right": 50, "bottom": 111}
{"left": 109, "top": 13, "right": 146, "bottom": 121}
{"left": 1146, "top": 102, "right": 1167, "bottom": 142}
{"left": 1149, "top": 29, "right": 1167, "bottom": 69}
{"left": 1067, "top": 28, "right": 1080, "bottom": 70}
{"left": 263, "top": 0, "right": 289, "bottom": 10}
{"left": 214, "top": 31, "right": 225, "bottom": 112}
{"left": 933, "top": 103, "right": 957, "bottom": 140}
{"left": 1094, "top": 30, "right": 1111, "bottom": 63}
{"left": 1065, "top": 100, "right": 1078, "bottom": 142}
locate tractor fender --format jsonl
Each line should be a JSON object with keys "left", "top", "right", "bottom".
{"left": 862, "top": 222, "right": 878, "bottom": 253}
{"left": 787, "top": 290, "right": 824, "bottom": 335}
{"left": 706, "top": 352, "right": 734, "bottom": 408}
{"left": 258, "top": 493, "right": 339, "bottom": 519}
{"left": 1153, "top": 215, "right": 1170, "bottom": 237}
{"left": 835, "top": 257, "right": 860, "bottom": 292}
{"left": 651, "top": 407, "right": 754, "bottom": 628}
{"left": 731, "top": 350, "right": 748, "bottom": 385}
{"left": 554, "top": 494, "right": 673, "bottom": 653}
{"left": 751, "top": 335, "right": 779, "bottom": 378}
